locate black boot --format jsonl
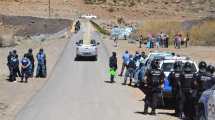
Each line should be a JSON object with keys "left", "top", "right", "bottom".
{"left": 150, "top": 109, "right": 156, "bottom": 115}
{"left": 143, "top": 108, "right": 148, "bottom": 114}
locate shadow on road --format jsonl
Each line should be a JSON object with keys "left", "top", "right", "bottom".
{"left": 134, "top": 111, "right": 145, "bottom": 115}
{"left": 74, "top": 57, "right": 97, "bottom": 61}
{"left": 104, "top": 81, "right": 115, "bottom": 84}
{"left": 157, "top": 112, "right": 175, "bottom": 117}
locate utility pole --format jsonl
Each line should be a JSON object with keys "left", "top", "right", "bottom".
{"left": 48, "top": 0, "right": 51, "bottom": 17}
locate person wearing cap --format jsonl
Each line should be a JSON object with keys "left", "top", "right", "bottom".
{"left": 36, "top": 48, "right": 47, "bottom": 78}
{"left": 25, "top": 48, "right": 35, "bottom": 77}
{"left": 109, "top": 52, "right": 118, "bottom": 83}
{"left": 119, "top": 50, "right": 130, "bottom": 76}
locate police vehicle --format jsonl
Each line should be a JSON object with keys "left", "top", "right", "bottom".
{"left": 159, "top": 56, "right": 198, "bottom": 98}
{"left": 199, "top": 85, "right": 215, "bottom": 120}
{"left": 138, "top": 51, "right": 174, "bottom": 85}
{"left": 75, "top": 39, "right": 99, "bottom": 60}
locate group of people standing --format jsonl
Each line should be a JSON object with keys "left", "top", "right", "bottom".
{"left": 139, "top": 32, "right": 190, "bottom": 49}
{"left": 109, "top": 50, "right": 146, "bottom": 85}
{"left": 145, "top": 32, "right": 169, "bottom": 49}
{"left": 7, "top": 48, "right": 47, "bottom": 83}
{"left": 168, "top": 61, "right": 215, "bottom": 120}
{"left": 109, "top": 51, "right": 215, "bottom": 119}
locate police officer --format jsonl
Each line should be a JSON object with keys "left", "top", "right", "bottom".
{"left": 179, "top": 62, "right": 196, "bottom": 120}
{"left": 109, "top": 52, "right": 118, "bottom": 83}
{"left": 7, "top": 51, "right": 13, "bottom": 78}
{"left": 25, "top": 48, "right": 35, "bottom": 77}
{"left": 123, "top": 55, "right": 136, "bottom": 86}
{"left": 9, "top": 55, "right": 19, "bottom": 82}
{"left": 168, "top": 61, "right": 183, "bottom": 117}
{"left": 36, "top": 48, "right": 47, "bottom": 78}
{"left": 207, "top": 65, "right": 215, "bottom": 77}
{"left": 12, "top": 49, "right": 22, "bottom": 77}
{"left": 143, "top": 59, "right": 165, "bottom": 115}
{"left": 20, "top": 54, "right": 31, "bottom": 83}
{"left": 193, "top": 62, "right": 215, "bottom": 119}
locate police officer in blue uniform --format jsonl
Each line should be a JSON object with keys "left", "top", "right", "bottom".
{"left": 25, "top": 48, "right": 35, "bottom": 77}
{"left": 9, "top": 55, "right": 19, "bottom": 82}
{"left": 143, "top": 59, "right": 165, "bottom": 115}
{"left": 168, "top": 61, "right": 183, "bottom": 117}
{"left": 194, "top": 62, "right": 215, "bottom": 119}
{"left": 179, "top": 62, "right": 196, "bottom": 120}
{"left": 20, "top": 54, "right": 31, "bottom": 83}
{"left": 36, "top": 48, "right": 47, "bottom": 78}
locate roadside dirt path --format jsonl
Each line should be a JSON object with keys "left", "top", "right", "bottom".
{"left": 0, "top": 35, "right": 70, "bottom": 120}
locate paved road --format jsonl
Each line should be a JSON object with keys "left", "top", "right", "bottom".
{"left": 16, "top": 20, "right": 177, "bottom": 120}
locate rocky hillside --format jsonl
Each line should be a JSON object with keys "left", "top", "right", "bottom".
{"left": 84, "top": 0, "right": 215, "bottom": 18}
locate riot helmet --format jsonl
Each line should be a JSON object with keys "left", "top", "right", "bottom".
{"left": 207, "top": 65, "right": 215, "bottom": 75}
{"left": 198, "top": 61, "right": 207, "bottom": 73}
{"left": 174, "top": 61, "right": 182, "bottom": 72}
{"left": 151, "top": 59, "right": 159, "bottom": 69}
{"left": 183, "top": 62, "right": 192, "bottom": 72}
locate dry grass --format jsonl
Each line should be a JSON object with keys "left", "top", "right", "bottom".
{"left": 190, "top": 20, "right": 215, "bottom": 46}
{"left": 135, "top": 19, "right": 215, "bottom": 46}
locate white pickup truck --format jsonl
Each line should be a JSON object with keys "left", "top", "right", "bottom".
{"left": 75, "top": 39, "right": 99, "bottom": 60}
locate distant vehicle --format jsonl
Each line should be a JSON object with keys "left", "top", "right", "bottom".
{"left": 80, "top": 14, "right": 97, "bottom": 19}
{"left": 160, "top": 56, "right": 198, "bottom": 98}
{"left": 199, "top": 85, "right": 215, "bottom": 120}
{"left": 75, "top": 39, "right": 99, "bottom": 60}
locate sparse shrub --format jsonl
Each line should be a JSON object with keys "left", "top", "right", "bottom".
{"left": 108, "top": 7, "right": 114, "bottom": 12}
{"left": 129, "top": 1, "right": 136, "bottom": 7}
{"left": 117, "top": 17, "right": 125, "bottom": 24}
{"left": 190, "top": 20, "right": 215, "bottom": 46}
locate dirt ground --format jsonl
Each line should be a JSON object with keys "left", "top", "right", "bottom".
{"left": 0, "top": 32, "right": 71, "bottom": 120}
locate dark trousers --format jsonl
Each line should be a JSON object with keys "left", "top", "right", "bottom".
{"left": 179, "top": 89, "right": 194, "bottom": 120}
{"left": 9, "top": 67, "right": 21, "bottom": 82}
{"left": 30, "top": 64, "right": 34, "bottom": 77}
{"left": 21, "top": 68, "right": 30, "bottom": 82}
{"left": 36, "top": 64, "right": 47, "bottom": 78}
{"left": 144, "top": 87, "right": 161, "bottom": 112}
{"left": 110, "top": 75, "right": 114, "bottom": 83}
{"left": 119, "top": 63, "right": 126, "bottom": 76}
{"left": 172, "top": 89, "right": 181, "bottom": 115}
